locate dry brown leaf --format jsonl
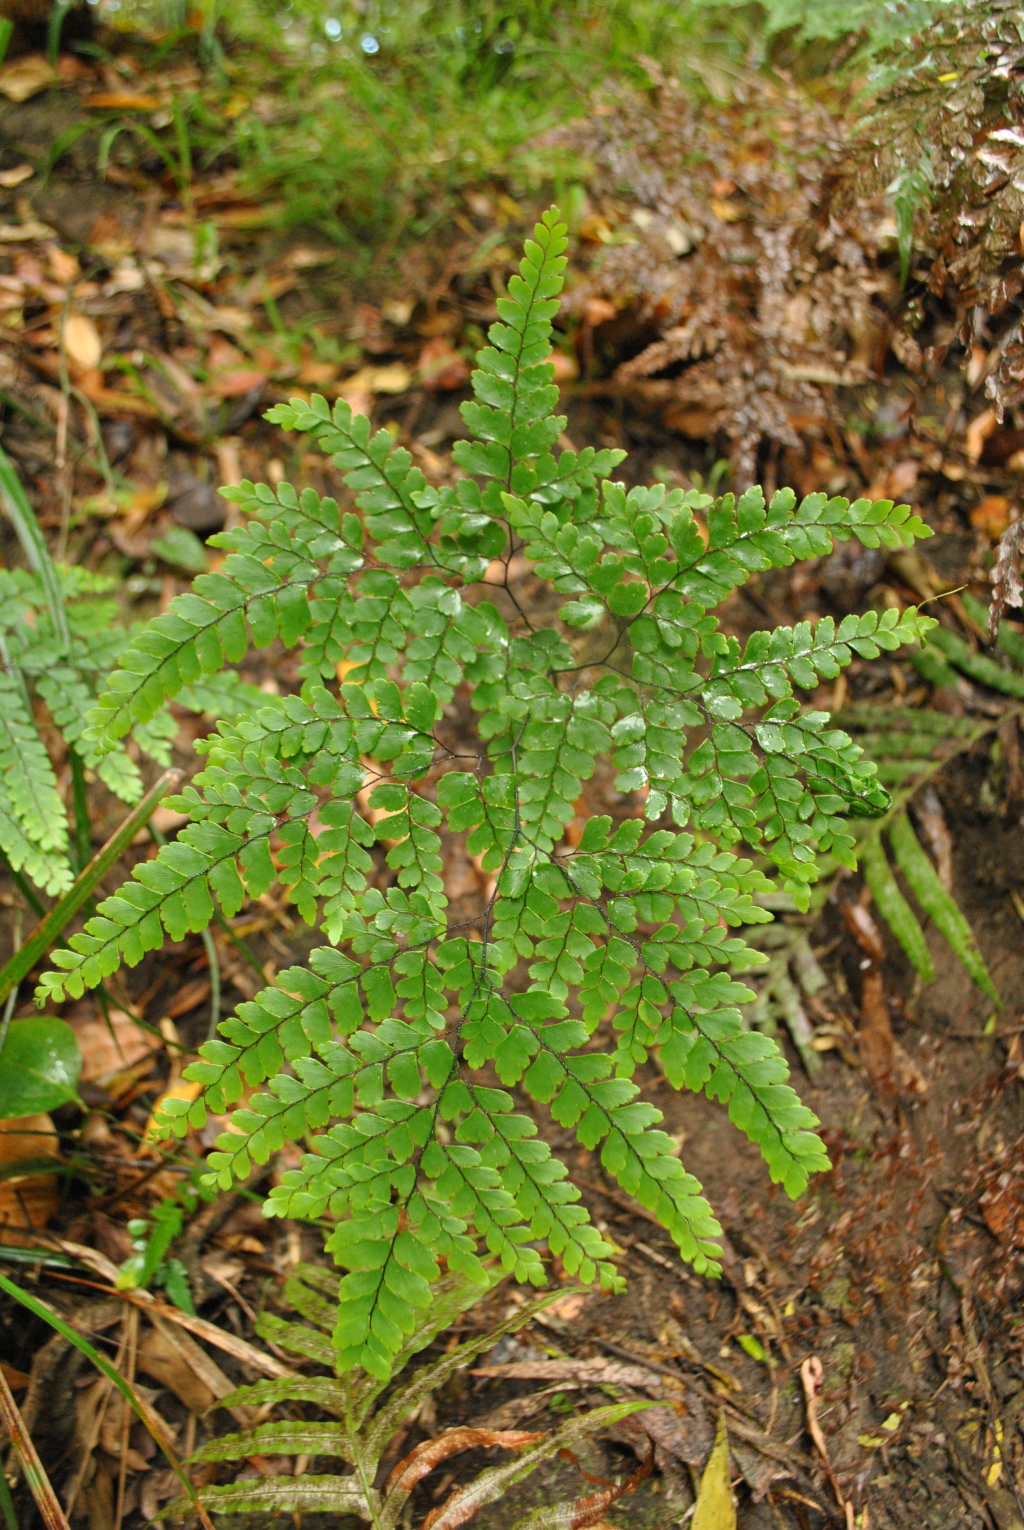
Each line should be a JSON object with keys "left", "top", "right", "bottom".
{"left": 164, "top": 978, "right": 212, "bottom": 1020}
{"left": 0, "top": 56, "right": 55, "bottom": 103}
{"left": 543, "top": 1290, "right": 589, "bottom": 1322}
{"left": 0, "top": 1114, "right": 60, "bottom": 1244}
{"left": 63, "top": 314, "right": 103, "bottom": 372}
{"left": 368, "top": 362, "right": 412, "bottom": 394}
{"left": 966, "top": 407, "right": 998, "bottom": 465}
{"left": 971, "top": 495, "right": 1013, "bottom": 541}
{"left": 549, "top": 350, "right": 579, "bottom": 383}
{"left": 1, "top": 1363, "right": 30, "bottom": 1391}
{"left": 915, "top": 786, "right": 953, "bottom": 891}
{"left": 137, "top": 1326, "right": 217, "bottom": 1417}
{"left": 138, "top": 1316, "right": 256, "bottom": 1424}
{"left": 418, "top": 337, "right": 471, "bottom": 391}
{"left": 66, "top": 1005, "right": 155, "bottom": 1083}
{"left": 583, "top": 296, "right": 617, "bottom": 326}
{"left": 209, "top": 369, "right": 267, "bottom": 399}
{"left": 841, "top": 901, "right": 886, "bottom": 966}
{"left": 0, "top": 164, "right": 33, "bottom": 188}
{"left": 858, "top": 967, "right": 895, "bottom": 1094}
{"left": 0, "top": 217, "right": 57, "bottom": 242}
{"left": 385, "top": 1427, "right": 543, "bottom": 1495}
{"left": 98, "top": 1392, "right": 151, "bottom": 1472}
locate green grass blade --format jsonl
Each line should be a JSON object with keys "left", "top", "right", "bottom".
{"left": 888, "top": 811, "right": 998, "bottom": 1001}
{"left": 0, "top": 444, "right": 71, "bottom": 657}
{"left": 0, "top": 768, "right": 182, "bottom": 1005}
{"left": 0, "top": 1273, "right": 213, "bottom": 1530}
{"left": 859, "top": 829, "right": 935, "bottom": 981}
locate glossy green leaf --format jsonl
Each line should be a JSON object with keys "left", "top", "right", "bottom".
{"left": 0, "top": 1018, "right": 81, "bottom": 1118}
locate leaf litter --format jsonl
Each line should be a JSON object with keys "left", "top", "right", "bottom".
{"left": 2, "top": 5, "right": 1024, "bottom": 1528}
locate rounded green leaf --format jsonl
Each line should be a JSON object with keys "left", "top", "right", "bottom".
{"left": 0, "top": 1018, "right": 82, "bottom": 1118}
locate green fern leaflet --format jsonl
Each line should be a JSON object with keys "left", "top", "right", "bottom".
{"left": 38, "top": 210, "right": 938, "bottom": 1379}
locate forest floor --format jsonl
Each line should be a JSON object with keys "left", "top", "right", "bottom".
{"left": 1, "top": 21, "right": 1024, "bottom": 1530}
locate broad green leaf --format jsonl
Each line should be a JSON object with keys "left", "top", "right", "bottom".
{"left": 0, "top": 1018, "right": 81, "bottom": 1118}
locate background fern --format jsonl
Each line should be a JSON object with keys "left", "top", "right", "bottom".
{"left": 36, "top": 209, "right": 939, "bottom": 1379}
{"left": 824, "top": 585, "right": 1024, "bottom": 1003}
{"left": 0, "top": 562, "right": 276, "bottom": 899}
{"left": 169, "top": 1261, "right": 651, "bottom": 1527}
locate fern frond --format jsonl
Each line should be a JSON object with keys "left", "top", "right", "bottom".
{"left": 38, "top": 208, "right": 940, "bottom": 1376}
{"left": 0, "top": 781, "right": 72, "bottom": 895}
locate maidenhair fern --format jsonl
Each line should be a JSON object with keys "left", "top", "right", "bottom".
{"left": 37, "top": 210, "right": 938, "bottom": 1379}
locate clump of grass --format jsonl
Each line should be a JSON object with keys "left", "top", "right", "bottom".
{"left": 102, "top": 0, "right": 957, "bottom": 255}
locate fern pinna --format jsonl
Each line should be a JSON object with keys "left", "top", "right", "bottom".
{"left": 37, "top": 210, "right": 937, "bottom": 1379}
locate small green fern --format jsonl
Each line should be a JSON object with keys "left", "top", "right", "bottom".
{"left": 174, "top": 1261, "right": 652, "bottom": 1528}
{"left": 36, "top": 209, "right": 938, "bottom": 1377}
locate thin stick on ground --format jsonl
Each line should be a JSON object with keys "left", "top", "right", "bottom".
{"left": 0, "top": 1355, "right": 73, "bottom": 1530}
{"left": 114, "top": 1306, "right": 139, "bottom": 1530}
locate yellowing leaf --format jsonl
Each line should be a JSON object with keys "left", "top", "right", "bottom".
{"left": 0, "top": 55, "right": 55, "bottom": 104}
{"left": 0, "top": 1114, "right": 60, "bottom": 1243}
{"left": 692, "top": 1415, "right": 735, "bottom": 1530}
{"left": 64, "top": 314, "right": 102, "bottom": 373}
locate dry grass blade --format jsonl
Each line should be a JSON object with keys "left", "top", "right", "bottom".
{"left": 56, "top": 1242, "right": 294, "bottom": 1378}
{"left": 0, "top": 1273, "right": 215, "bottom": 1530}
{"left": 0, "top": 1355, "right": 72, "bottom": 1530}
{"left": 113, "top": 1306, "right": 138, "bottom": 1530}
{"left": 471, "top": 1359, "right": 661, "bottom": 1388}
